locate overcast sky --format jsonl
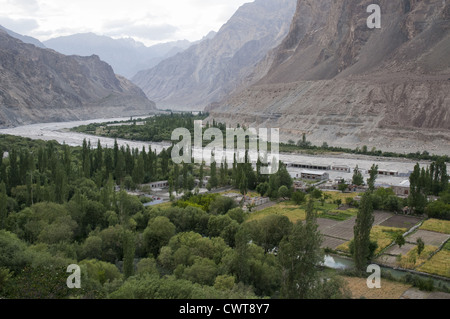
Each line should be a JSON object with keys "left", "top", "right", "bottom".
{"left": 0, "top": 0, "right": 253, "bottom": 46}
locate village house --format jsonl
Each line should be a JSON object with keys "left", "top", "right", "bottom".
{"left": 301, "top": 170, "right": 330, "bottom": 181}
{"left": 392, "top": 180, "right": 410, "bottom": 197}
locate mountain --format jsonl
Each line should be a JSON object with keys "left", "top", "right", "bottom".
{"left": 209, "top": 0, "right": 450, "bottom": 155}
{"left": 44, "top": 33, "right": 193, "bottom": 78}
{"left": 132, "top": 0, "right": 297, "bottom": 111}
{"left": 0, "top": 25, "right": 46, "bottom": 48}
{"left": 0, "top": 29, "right": 156, "bottom": 127}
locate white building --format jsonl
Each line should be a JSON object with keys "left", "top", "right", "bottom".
{"left": 392, "top": 180, "right": 410, "bottom": 197}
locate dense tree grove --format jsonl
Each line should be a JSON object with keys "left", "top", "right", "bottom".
{"left": 0, "top": 135, "right": 348, "bottom": 299}
{"left": 409, "top": 160, "right": 449, "bottom": 216}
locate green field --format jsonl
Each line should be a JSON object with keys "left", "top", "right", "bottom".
{"left": 337, "top": 225, "right": 407, "bottom": 255}
{"left": 420, "top": 219, "right": 450, "bottom": 234}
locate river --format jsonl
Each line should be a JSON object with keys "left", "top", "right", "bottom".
{"left": 1, "top": 118, "right": 448, "bottom": 289}
{"left": 0, "top": 117, "right": 443, "bottom": 187}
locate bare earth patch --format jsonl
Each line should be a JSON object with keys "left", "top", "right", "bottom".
{"left": 380, "top": 215, "right": 423, "bottom": 230}
{"left": 342, "top": 276, "right": 411, "bottom": 299}
{"left": 406, "top": 230, "right": 450, "bottom": 247}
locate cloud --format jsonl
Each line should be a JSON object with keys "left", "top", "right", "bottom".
{"left": 7, "top": 0, "right": 40, "bottom": 12}
{"left": 103, "top": 20, "right": 179, "bottom": 42}
{"left": 0, "top": 17, "right": 39, "bottom": 35}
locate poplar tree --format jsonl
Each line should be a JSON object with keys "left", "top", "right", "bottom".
{"left": 409, "top": 163, "right": 427, "bottom": 214}
{"left": 279, "top": 199, "right": 323, "bottom": 299}
{"left": 209, "top": 161, "right": 218, "bottom": 189}
{"left": 8, "top": 148, "right": 19, "bottom": 190}
{"left": 123, "top": 230, "right": 136, "bottom": 279}
{"left": 199, "top": 162, "right": 204, "bottom": 188}
{"left": 353, "top": 192, "right": 374, "bottom": 271}
{"left": 367, "top": 164, "right": 378, "bottom": 192}
{"left": 0, "top": 182, "right": 7, "bottom": 229}
{"left": 352, "top": 165, "right": 364, "bottom": 186}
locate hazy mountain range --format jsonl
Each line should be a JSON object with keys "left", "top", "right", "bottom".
{"left": 43, "top": 33, "right": 198, "bottom": 79}
{"left": 0, "top": 0, "right": 449, "bottom": 155}
{"left": 0, "top": 28, "right": 156, "bottom": 127}
{"left": 132, "top": 0, "right": 297, "bottom": 110}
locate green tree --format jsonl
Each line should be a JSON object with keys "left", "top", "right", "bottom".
{"left": 256, "top": 182, "right": 269, "bottom": 197}
{"left": 352, "top": 165, "right": 364, "bottom": 186}
{"left": 208, "top": 196, "right": 237, "bottom": 215}
{"left": 209, "top": 161, "right": 218, "bottom": 189}
{"left": 409, "top": 163, "right": 427, "bottom": 214}
{"left": 353, "top": 192, "right": 374, "bottom": 271}
{"left": 254, "top": 214, "right": 293, "bottom": 253}
{"left": 0, "top": 230, "right": 31, "bottom": 272}
{"left": 182, "top": 257, "right": 217, "bottom": 286}
{"left": 132, "top": 155, "right": 145, "bottom": 185}
{"left": 367, "top": 164, "right": 378, "bottom": 192}
{"left": 395, "top": 234, "right": 405, "bottom": 248}
{"left": 278, "top": 199, "right": 323, "bottom": 298}
{"left": 417, "top": 238, "right": 425, "bottom": 256}
{"left": 123, "top": 230, "right": 136, "bottom": 279}
{"left": 292, "top": 191, "right": 306, "bottom": 205}
{"left": 143, "top": 216, "right": 176, "bottom": 257}
{"left": 8, "top": 148, "right": 20, "bottom": 190}
{"left": 338, "top": 183, "right": 349, "bottom": 193}
{"left": 0, "top": 182, "right": 7, "bottom": 229}
{"left": 278, "top": 185, "right": 290, "bottom": 200}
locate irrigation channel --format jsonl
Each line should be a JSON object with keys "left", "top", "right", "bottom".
{"left": 324, "top": 254, "right": 450, "bottom": 290}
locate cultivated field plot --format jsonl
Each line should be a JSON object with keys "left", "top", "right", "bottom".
{"left": 401, "top": 288, "right": 450, "bottom": 299}
{"left": 406, "top": 230, "right": 450, "bottom": 247}
{"left": 377, "top": 244, "right": 439, "bottom": 269}
{"left": 342, "top": 276, "right": 412, "bottom": 299}
{"left": 385, "top": 243, "right": 417, "bottom": 256}
{"left": 419, "top": 219, "right": 450, "bottom": 234}
{"left": 323, "top": 218, "right": 356, "bottom": 241}
{"left": 316, "top": 218, "right": 341, "bottom": 233}
{"left": 418, "top": 250, "right": 450, "bottom": 278}
{"left": 319, "top": 212, "right": 400, "bottom": 250}
{"left": 373, "top": 211, "right": 395, "bottom": 226}
{"left": 321, "top": 236, "right": 348, "bottom": 250}
{"left": 380, "top": 215, "right": 423, "bottom": 230}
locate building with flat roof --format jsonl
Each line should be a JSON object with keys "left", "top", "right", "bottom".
{"left": 301, "top": 170, "right": 330, "bottom": 181}
{"left": 378, "top": 169, "right": 399, "bottom": 176}
{"left": 149, "top": 181, "right": 169, "bottom": 189}
{"left": 392, "top": 180, "right": 410, "bottom": 197}
{"left": 287, "top": 163, "right": 331, "bottom": 171}
{"left": 332, "top": 165, "right": 351, "bottom": 173}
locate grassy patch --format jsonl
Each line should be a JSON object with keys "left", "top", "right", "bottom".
{"left": 246, "top": 202, "right": 306, "bottom": 223}
{"left": 420, "top": 219, "right": 450, "bottom": 234}
{"left": 324, "top": 191, "right": 359, "bottom": 202}
{"left": 319, "top": 209, "right": 357, "bottom": 221}
{"left": 336, "top": 225, "right": 407, "bottom": 255}
{"left": 443, "top": 240, "right": 450, "bottom": 251}
{"left": 417, "top": 250, "right": 450, "bottom": 278}
{"left": 371, "top": 226, "right": 407, "bottom": 254}
{"left": 396, "top": 245, "right": 439, "bottom": 269}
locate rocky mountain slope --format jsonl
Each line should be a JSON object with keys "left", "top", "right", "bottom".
{"left": 44, "top": 33, "right": 194, "bottom": 79}
{"left": 0, "top": 25, "right": 46, "bottom": 49}
{"left": 210, "top": 0, "right": 450, "bottom": 155}
{"left": 132, "top": 0, "right": 297, "bottom": 111}
{"left": 0, "top": 30, "right": 156, "bottom": 127}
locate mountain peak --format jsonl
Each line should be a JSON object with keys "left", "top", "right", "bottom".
{"left": 0, "top": 31, "right": 156, "bottom": 127}
{"left": 132, "top": 0, "right": 297, "bottom": 110}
